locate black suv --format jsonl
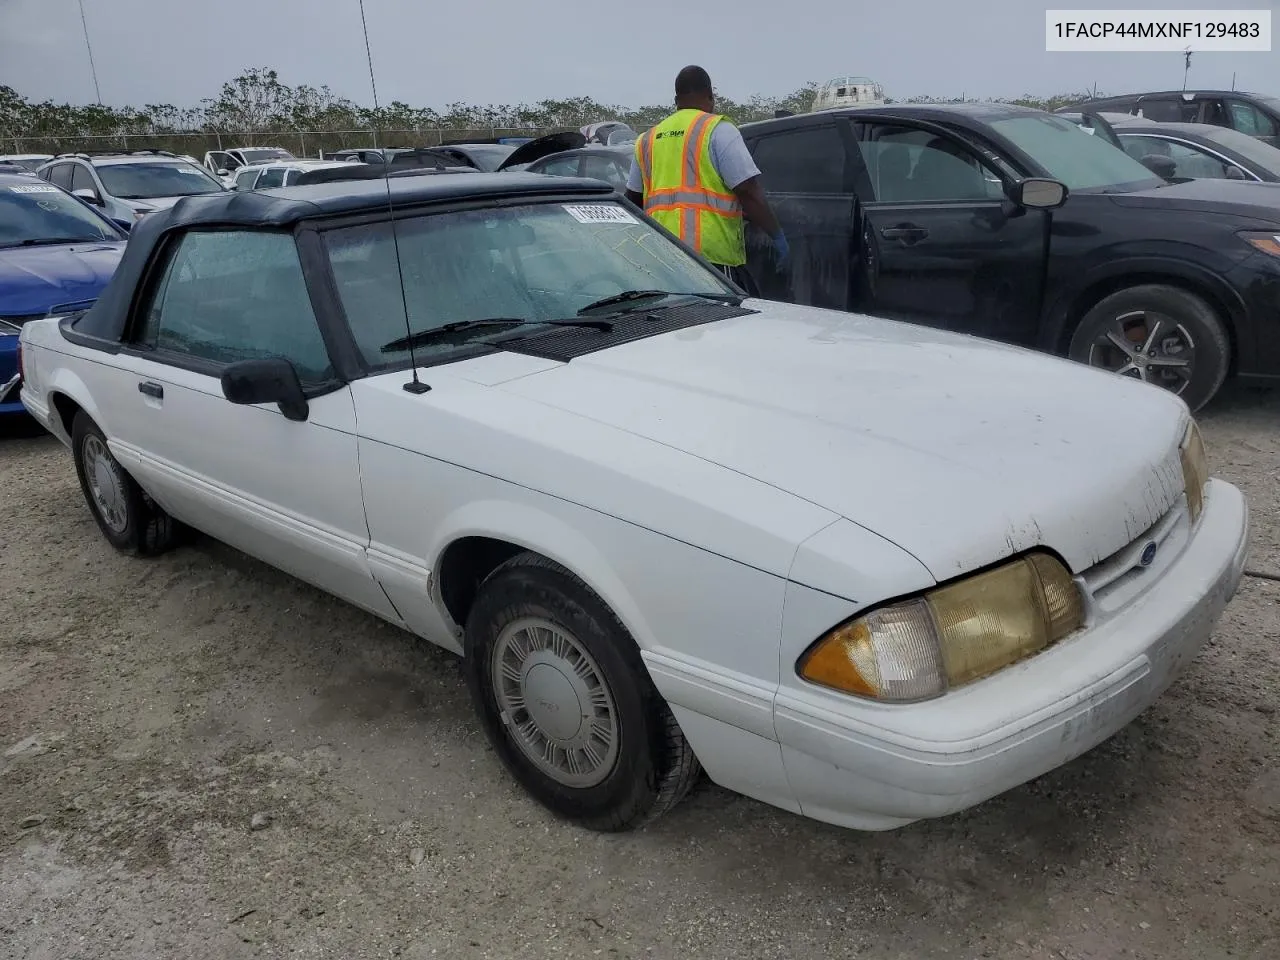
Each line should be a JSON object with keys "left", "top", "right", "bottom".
{"left": 1060, "top": 91, "right": 1280, "bottom": 146}
{"left": 737, "top": 103, "right": 1280, "bottom": 410}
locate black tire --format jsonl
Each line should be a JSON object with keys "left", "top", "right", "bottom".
{"left": 463, "top": 552, "right": 702, "bottom": 831}
{"left": 1067, "top": 284, "right": 1230, "bottom": 412}
{"left": 70, "top": 411, "right": 181, "bottom": 556}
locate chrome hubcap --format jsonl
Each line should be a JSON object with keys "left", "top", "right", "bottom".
{"left": 1086, "top": 310, "right": 1195, "bottom": 395}
{"left": 82, "top": 435, "right": 128, "bottom": 533}
{"left": 491, "top": 617, "right": 619, "bottom": 788}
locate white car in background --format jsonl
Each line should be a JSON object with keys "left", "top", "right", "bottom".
{"left": 0, "top": 153, "right": 55, "bottom": 173}
{"left": 17, "top": 173, "right": 1250, "bottom": 834}
{"left": 203, "top": 146, "right": 294, "bottom": 182}
{"left": 232, "top": 158, "right": 362, "bottom": 191}
{"left": 35, "top": 151, "right": 228, "bottom": 229}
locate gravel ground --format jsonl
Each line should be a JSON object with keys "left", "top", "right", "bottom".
{"left": 2, "top": 383, "right": 1278, "bottom": 960}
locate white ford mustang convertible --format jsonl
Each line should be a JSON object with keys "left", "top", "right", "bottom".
{"left": 18, "top": 172, "right": 1250, "bottom": 832}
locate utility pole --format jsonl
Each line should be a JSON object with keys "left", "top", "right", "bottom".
{"left": 78, "top": 0, "right": 103, "bottom": 105}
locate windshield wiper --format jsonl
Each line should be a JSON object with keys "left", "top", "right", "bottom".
{"left": 380, "top": 316, "right": 612, "bottom": 353}
{"left": 1, "top": 236, "right": 109, "bottom": 249}
{"left": 577, "top": 289, "right": 743, "bottom": 315}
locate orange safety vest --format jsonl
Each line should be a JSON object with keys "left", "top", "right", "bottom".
{"left": 634, "top": 108, "right": 745, "bottom": 266}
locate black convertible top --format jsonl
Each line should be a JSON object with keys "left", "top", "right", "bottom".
{"left": 69, "top": 171, "right": 617, "bottom": 343}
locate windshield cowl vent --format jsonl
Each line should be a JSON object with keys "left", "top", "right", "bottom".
{"left": 500, "top": 300, "right": 757, "bottom": 362}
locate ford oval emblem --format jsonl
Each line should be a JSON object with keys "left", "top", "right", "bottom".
{"left": 1140, "top": 541, "right": 1158, "bottom": 566}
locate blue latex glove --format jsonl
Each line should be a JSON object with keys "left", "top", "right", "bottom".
{"left": 771, "top": 230, "right": 790, "bottom": 269}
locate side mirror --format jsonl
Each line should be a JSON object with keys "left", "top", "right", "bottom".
{"left": 1011, "top": 177, "right": 1068, "bottom": 209}
{"left": 1140, "top": 154, "right": 1178, "bottom": 180}
{"left": 72, "top": 187, "right": 103, "bottom": 206}
{"left": 216, "top": 168, "right": 230, "bottom": 177}
{"left": 1225, "top": 165, "right": 1247, "bottom": 180}
{"left": 220, "top": 357, "right": 309, "bottom": 422}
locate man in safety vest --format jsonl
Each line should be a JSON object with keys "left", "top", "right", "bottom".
{"left": 625, "top": 65, "right": 789, "bottom": 290}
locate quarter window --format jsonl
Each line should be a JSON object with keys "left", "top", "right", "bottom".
{"left": 137, "top": 230, "right": 334, "bottom": 383}
{"left": 750, "top": 125, "right": 849, "bottom": 194}
{"left": 858, "top": 125, "right": 1004, "bottom": 202}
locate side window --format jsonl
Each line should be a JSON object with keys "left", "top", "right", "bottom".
{"left": 858, "top": 125, "right": 1005, "bottom": 202}
{"left": 1201, "top": 99, "right": 1229, "bottom": 127}
{"left": 536, "top": 156, "right": 581, "bottom": 178}
{"left": 70, "top": 165, "right": 97, "bottom": 196}
{"left": 1227, "top": 100, "right": 1277, "bottom": 138}
{"left": 1135, "top": 98, "right": 1197, "bottom": 122}
{"left": 582, "top": 154, "right": 628, "bottom": 186}
{"left": 136, "top": 230, "right": 334, "bottom": 384}
{"left": 235, "top": 167, "right": 259, "bottom": 191}
{"left": 1120, "top": 136, "right": 1232, "bottom": 179}
{"left": 255, "top": 167, "right": 286, "bottom": 189}
{"left": 750, "top": 125, "right": 848, "bottom": 193}
{"left": 46, "top": 163, "right": 74, "bottom": 190}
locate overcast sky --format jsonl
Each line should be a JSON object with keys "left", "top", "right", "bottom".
{"left": 1, "top": 0, "right": 1276, "bottom": 110}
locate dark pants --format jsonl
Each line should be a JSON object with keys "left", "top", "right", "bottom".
{"left": 713, "top": 262, "right": 759, "bottom": 296}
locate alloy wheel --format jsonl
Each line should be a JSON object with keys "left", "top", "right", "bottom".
{"left": 1084, "top": 309, "right": 1195, "bottom": 395}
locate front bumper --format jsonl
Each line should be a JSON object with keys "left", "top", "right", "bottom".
{"left": 774, "top": 478, "right": 1250, "bottom": 830}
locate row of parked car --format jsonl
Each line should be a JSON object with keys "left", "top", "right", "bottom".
{"left": 4, "top": 93, "right": 1280, "bottom": 423}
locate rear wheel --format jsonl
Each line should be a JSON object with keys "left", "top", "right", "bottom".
{"left": 71, "top": 412, "right": 181, "bottom": 556}
{"left": 1067, "top": 284, "right": 1230, "bottom": 411}
{"left": 463, "top": 552, "right": 701, "bottom": 831}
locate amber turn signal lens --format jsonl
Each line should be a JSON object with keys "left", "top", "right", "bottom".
{"left": 800, "top": 553, "right": 1085, "bottom": 701}
{"left": 1181, "top": 420, "right": 1208, "bottom": 524}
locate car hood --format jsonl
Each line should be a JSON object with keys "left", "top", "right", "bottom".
{"left": 497, "top": 131, "right": 588, "bottom": 171}
{"left": 1110, "top": 177, "right": 1280, "bottom": 219}
{"left": 129, "top": 195, "right": 188, "bottom": 212}
{"left": 0, "top": 241, "right": 126, "bottom": 316}
{"left": 494, "top": 301, "right": 1190, "bottom": 580}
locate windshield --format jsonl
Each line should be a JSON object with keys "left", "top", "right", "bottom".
{"left": 1193, "top": 125, "right": 1280, "bottom": 175}
{"left": 239, "top": 148, "right": 293, "bottom": 164}
{"left": 990, "top": 114, "right": 1164, "bottom": 192}
{"left": 0, "top": 182, "right": 122, "bottom": 247}
{"left": 97, "top": 162, "right": 226, "bottom": 199}
{"left": 322, "top": 200, "right": 734, "bottom": 369}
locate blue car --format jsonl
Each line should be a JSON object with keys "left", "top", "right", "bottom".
{"left": 1, "top": 172, "right": 127, "bottom": 417}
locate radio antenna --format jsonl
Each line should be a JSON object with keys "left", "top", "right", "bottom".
{"left": 357, "top": 0, "right": 430, "bottom": 394}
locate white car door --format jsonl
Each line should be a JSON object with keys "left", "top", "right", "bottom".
{"left": 101, "top": 227, "right": 401, "bottom": 623}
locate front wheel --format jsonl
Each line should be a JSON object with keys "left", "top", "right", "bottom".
{"left": 463, "top": 552, "right": 701, "bottom": 831}
{"left": 1067, "top": 284, "right": 1230, "bottom": 411}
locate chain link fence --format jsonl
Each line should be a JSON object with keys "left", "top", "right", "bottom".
{"left": 4, "top": 127, "right": 584, "bottom": 158}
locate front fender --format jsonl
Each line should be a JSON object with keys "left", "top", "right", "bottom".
{"left": 1040, "top": 254, "right": 1252, "bottom": 366}
{"left": 426, "top": 497, "right": 660, "bottom": 657}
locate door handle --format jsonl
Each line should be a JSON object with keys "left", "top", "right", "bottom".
{"left": 138, "top": 381, "right": 163, "bottom": 399}
{"left": 880, "top": 224, "right": 929, "bottom": 244}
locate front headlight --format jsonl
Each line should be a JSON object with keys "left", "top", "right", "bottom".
{"left": 1181, "top": 419, "right": 1208, "bottom": 524}
{"left": 798, "top": 552, "right": 1085, "bottom": 702}
{"left": 1238, "top": 231, "right": 1280, "bottom": 258}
